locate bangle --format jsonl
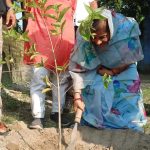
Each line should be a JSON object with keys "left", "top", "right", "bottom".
{"left": 74, "top": 92, "right": 81, "bottom": 96}
{"left": 74, "top": 97, "right": 82, "bottom": 102}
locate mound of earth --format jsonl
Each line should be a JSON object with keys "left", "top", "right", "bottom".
{"left": 0, "top": 121, "right": 150, "bottom": 150}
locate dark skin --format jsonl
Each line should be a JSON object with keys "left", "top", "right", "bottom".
{"left": 91, "top": 19, "right": 130, "bottom": 76}
{"left": 91, "top": 19, "right": 110, "bottom": 48}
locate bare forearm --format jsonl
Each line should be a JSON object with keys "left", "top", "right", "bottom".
{"left": 111, "top": 64, "right": 130, "bottom": 75}
{"left": 98, "top": 64, "right": 130, "bottom": 76}
{"left": 74, "top": 90, "right": 81, "bottom": 99}
{"left": 5, "top": 0, "right": 13, "bottom": 7}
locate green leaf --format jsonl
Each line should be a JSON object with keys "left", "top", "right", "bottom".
{"left": 50, "top": 29, "right": 60, "bottom": 35}
{"left": 51, "top": 4, "right": 62, "bottom": 12}
{"left": 60, "top": 20, "right": 66, "bottom": 32}
{"left": 23, "top": 11, "right": 35, "bottom": 20}
{"left": 45, "top": 5, "right": 54, "bottom": 11}
{"left": 57, "top": 7, "right": 70, "bottom": 22}
{"left": 51, "top": 22, "right": 61, "bottom": 28}
{"left": 45, "top": 75, "right": 51, "bottom": 87}
{"left": 56, "top": 66, "right": 65, "bottom": 71}
{"left": 43, "top": 14, "right": 57, "bottom": 20}
{"left": 41, "top": 0, "right": 47, "bottom": 5}
{"left": 26, "top": 1, "right": 38, "bottom": 8}
{"left": 79, "top": 7, "right": 105, "bottom": 41}
{"left": 20, "top": 32, "right": 30, "bottom": 42}
{"left": 103, "top": 73, "right": 108, "bottom": 81}
{"left": 42, "top": 88, "right": 51, "bottom": 93}
{"left": 102, "top": 74, "right": 112, "bottom": 89}
{"left": 104, "top": 81, "right": 108, "bottom": 89}
{"left": 9, "top": 58, "right": 14, "bottom": 64}
{"left": 30, "top": 53, "right": 39, "bottom": 60}
{"left": 79, "top": 22, "right": 91, "bottom": 41}
{"left": 84, "top": 4, "right": 93, "bottom": 14}
{"left": 0, "top": 58, "right": 6, "bottom": 65}
{"left": 35, "top": 58, "right": 45, "bottom": 68}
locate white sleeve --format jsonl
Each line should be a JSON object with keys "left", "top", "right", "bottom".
{"left": 88, "top": 0, "right": 95, "bottom": 3}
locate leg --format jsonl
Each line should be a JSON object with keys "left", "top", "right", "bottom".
{"left": 0, "top": 17, "right": 3, "bottom": 120}
{"left": 29, "top": 67, "right": 50, "bottom": 129}
{"left": 51, "top": 71, "right": 71, "bottom": 113}
{"left": 50, "top": 71, "right": 73, "bottom": 127}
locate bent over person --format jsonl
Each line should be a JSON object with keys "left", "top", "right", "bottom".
{"left": 69, "top": 9, "right": 147, "bottom": 131}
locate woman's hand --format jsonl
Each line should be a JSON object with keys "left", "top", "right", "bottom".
{"left": 74, "top": 91, "right": 85, "bottom": 112}
{"left": 74, "top": 100, "right": 85, "bottom": 112}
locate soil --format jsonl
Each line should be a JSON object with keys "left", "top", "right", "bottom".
{"left": 0, "top": 121, "right": 150, "bottom": 150}
{"left": 0, "top": 74, "right": 150, "bottom": 150}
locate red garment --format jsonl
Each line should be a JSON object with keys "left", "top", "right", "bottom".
{"left": 24, "top": 0, "right": 76, "bottom": 70}
{"left": 0, "top": 122, "right": 9, "bottom": 134}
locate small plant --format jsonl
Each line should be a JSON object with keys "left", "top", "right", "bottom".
{"left": 103, "top": 73, "right": 112, "bottom": 89}
{"left": 2, "top": 1, "right": 72, "bottom": 149}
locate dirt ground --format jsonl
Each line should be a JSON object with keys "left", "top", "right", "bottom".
{"left": 1, "top": 121, "right": 150, "bottom": 150}
{"left": 0, "top": 73, "right": 150, "bottom": 150}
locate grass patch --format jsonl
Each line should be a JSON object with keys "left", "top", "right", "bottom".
{"left": 143, "top": 88, "right": 150, "bottom": 104}
{"left": 2, "top": 114, "right": 19, "bottom": 124}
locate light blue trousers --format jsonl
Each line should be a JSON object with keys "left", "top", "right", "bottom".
{"left": 30, "top": 67, "right": 71, "bottom": 118}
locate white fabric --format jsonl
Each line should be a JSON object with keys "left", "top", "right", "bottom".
{"left": 30, "top": 67, "right": 71, "bottom": 118}
{"left": 101, "top": 9, "right": 114, "bottom": 39}
{"left": 74, "top": 0, "right": 94, "bottom": 26}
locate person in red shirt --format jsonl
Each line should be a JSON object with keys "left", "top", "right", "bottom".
{"left": 24, "top": 0, "right": 76, "bottom": 129}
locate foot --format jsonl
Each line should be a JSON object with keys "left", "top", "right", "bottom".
{"left": 50, "top": 113, "right": 72, "bottom": 128}
{"left": 0, "top": 122, "right": 9, "bottom": 135}
{"left": 29, "top": 118, "right": 44, "bottom": 129}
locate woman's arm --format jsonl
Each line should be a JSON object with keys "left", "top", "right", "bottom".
{"left": 98, "top": 64, "right": 130, "bottom": 76}
{"left": 74, "top": 91, "right": 85, "bottom": 112}
{"left": 111, "top": 64, "right": 130, "bottom": 75}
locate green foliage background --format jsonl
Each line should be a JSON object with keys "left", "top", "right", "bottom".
{"left": 98, "top": 0, "right": 150, "bottom": 23}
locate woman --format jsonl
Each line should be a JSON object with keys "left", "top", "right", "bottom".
{"left": 69, "top": 9, "right": 147, "bottom": 131}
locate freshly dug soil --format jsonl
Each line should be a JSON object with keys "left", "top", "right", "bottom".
{"left": 0, "top": 121, "right": 150, "bottom": 150}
